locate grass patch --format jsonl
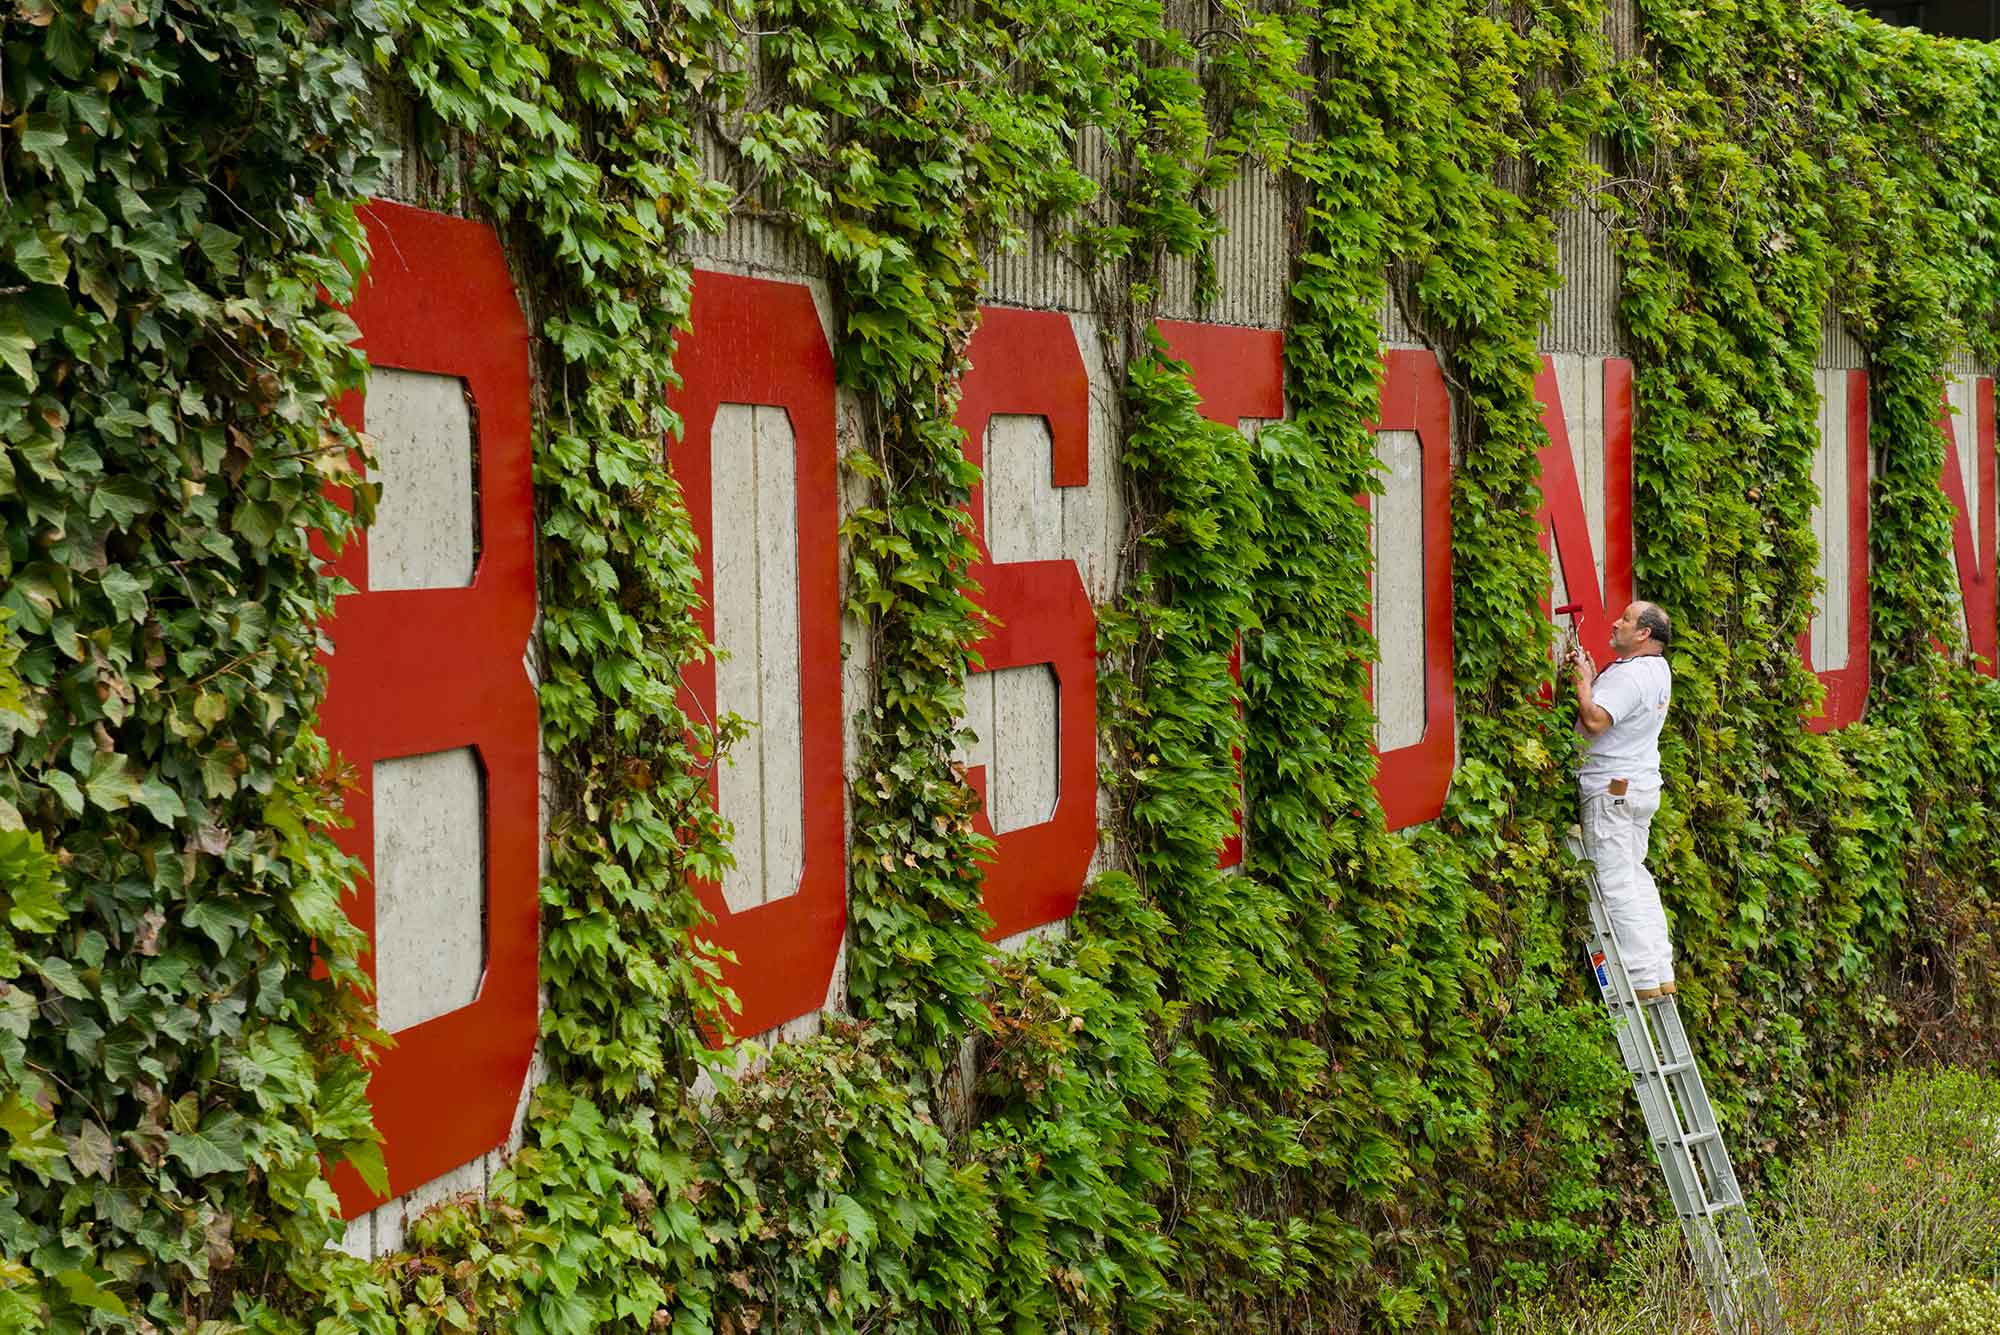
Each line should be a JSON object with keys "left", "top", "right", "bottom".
{"left": 1501, "top": 1067, "right": 2000, "bottom": 1332}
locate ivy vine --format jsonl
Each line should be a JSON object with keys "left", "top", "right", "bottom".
{"left": 7, "top": 0, "right": 2000, "bottom": 1331}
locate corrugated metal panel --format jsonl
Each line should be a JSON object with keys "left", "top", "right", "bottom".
{"left": 367, "top": 83, "right": 467, "bottom": 212}
{"left": 1542, "top": 140, "right": 1623, "bottom": 357}
{"left": 1376, "top": 278, "right": 1422, "bottom": 347}
{"left": 983, "top": 126, "right": 1107, "bottom": 312}
{"left": 1608, "top": 0, "right": 1641, "bottom": 60}
{"left": 1945, "top": 348, "right": 1992, "bottom": 377}
{"left": 1816, "top": 304, "right": 1866, "bottom": 370}
{"left": 1155, "top": 162, "right": 1293, "bottom": 329}
{"left": 683, "top": 122, "right": 825, "bottom": 279}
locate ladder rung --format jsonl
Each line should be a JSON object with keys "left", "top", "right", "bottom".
{"left": 1677, "top": 1202, "right": 1739, "bottom": 1220}
{"left": 1665, "top": 1129, "right": 1720, "bottom": 1150}
{"left": 1631, "top": 1057, "right": 1696, "bottom": 1079}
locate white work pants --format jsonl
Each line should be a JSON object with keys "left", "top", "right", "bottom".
{"left": 1582, "top": 786, "right": 1674, "bottom": 990}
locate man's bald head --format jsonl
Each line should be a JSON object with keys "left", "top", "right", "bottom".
{"left": 1633, "top": 601, "right": 1671, "bottom": 651}
{"left": 1610, "top": 600, "right": 1670, "bottom": 657}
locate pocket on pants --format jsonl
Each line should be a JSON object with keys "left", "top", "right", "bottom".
{"left": 1588, "top": 792, "right": 1632, "bottom": 824}
{"left": 1583, "top": 793, "right": 1636, "bottom": 861}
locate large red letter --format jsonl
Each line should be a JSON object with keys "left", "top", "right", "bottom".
{"left": 1534, "top": 356, "right": 1635, "bottom": 668}
{"left": 323, "top": 202, "right": 539, "bottom": 1215}
{"left": 1941, "top": 375, "right": 1996, "bottom": 677}
{"left": 1156, "top": 320, "right": 1284, "bottom": 870}
{"left": 1802, "top": 369, "right": 1871, "bottom": 729}
{"left": 1369, "top": 351, "right": 1455, "bottom": 831}
{"left": 668, "top": 272, "right": 846, "bottom": 1037}
{"left": 957, "top": 307, "right": 1098, "bottom": 940}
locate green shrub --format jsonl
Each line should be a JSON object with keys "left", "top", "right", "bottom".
{"left": 1501, "top": 1067, "right": 2000, "bottom": 1333}
{"left": 1864, "top": 1277, "right": 2000, "bottom": 1335}
{"left": 1774, "top": 1067, "right": 2000, "bottom": 1284}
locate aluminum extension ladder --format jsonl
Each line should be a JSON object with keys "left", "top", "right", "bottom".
{"left": 1570, "top": 835, "right": 1786, "bottom": 1334}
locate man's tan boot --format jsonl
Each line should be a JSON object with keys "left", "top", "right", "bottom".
{"left": 1635, "top": 986, "right": 1665, "bottom": 1000}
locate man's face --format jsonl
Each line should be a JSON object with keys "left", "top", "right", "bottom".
{"left": 1610, "top": 603, "right": 1647, "bottom": 654}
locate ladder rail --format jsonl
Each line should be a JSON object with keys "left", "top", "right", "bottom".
{"left": 1571, "top": 835, "right": 1787, "bottom": 1334}
{"left": 1588, "top": 896, "right": 1735, "bottom": 1205}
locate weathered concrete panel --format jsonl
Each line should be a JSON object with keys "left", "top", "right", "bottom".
{"left": 1811, "top": 368, "right": 1853, "bottom": 672}
{"left": 1547, "top": 353, "right": 1614, "bottom": 612}
{"left": 984, "top": 413, "right": 1066, "bottom": 834}
{"left": 1070, "top": 314, "right": 1124, "bottom": 605}
{"left": 372, "top": 748, "right": 484, "bottom": 1033}
{"left": 992, "top": 666, "right": 1060, "bottom": 833}
{"left": 366, "top": 368, "right": 477, "bottom": 592}
{"left": 1374, "top": 426, "right": 1427, "bottom": 751}
{"left": 1947, "top": 374, "right": 1986, "bottom": 570}
{"left": 711, "top": 403, "right": 763, "bottom": 911}
{"left": 711, "top": 404, "right": 808, "bottom": 913}
{"left": 753, "top": 405, "right": 807, "bottom": 909}
{"left": 987, "top": 414, "right": 1067, "bottom": 566}
{"left": 338, "top": 1213, "right": 372, "bottom": 1260}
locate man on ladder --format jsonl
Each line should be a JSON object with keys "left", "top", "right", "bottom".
{"left": 1570, "top": 600, "right": 1677, "bottom": 999}
{"left": 1566, "top": 599, "right": 1786, "bottom": 1333}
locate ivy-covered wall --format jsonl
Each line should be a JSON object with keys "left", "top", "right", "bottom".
{"left": 5, "top": 0, "right": 2000, "bottom": 1331}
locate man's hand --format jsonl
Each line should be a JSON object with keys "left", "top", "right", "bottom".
{"left": 1569, "top": 641, "right": 1594, "bottom": 685}
{"left": 1572, "top": 643, "right": 1612, "bottom": 736}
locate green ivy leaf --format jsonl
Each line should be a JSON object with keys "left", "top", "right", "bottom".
{"left": 342, "top": 1136, "right": 390, "bottom": 1198}
{"left": 64, "top": 1121, "right": 113, "bottom": 1181}
{"left": 165, "top": 1109, "right": 249, "bottom": 1178}
{"left": 0, "top": 321, "right": 35, "bottom": 390}
{"left": 80, "top": 751, "right": 141, "bottom": 812}
{"left": 184, "top": 897, "right": 250, "bottom": 952}
{"left": 196, "top": 223, "right": 243, "bottom": 277}
{"left": 134, "top": 775, "right": 186, "bottom": 825}
{"left": 0, "top": 985, "right": 35, "bottom": 1041}
{"left": 10, "top": 230, "right": 70, "bottom": 287}
{"left": 89, "top": 476, "right": 154, "bottom": 527}
{"left": 0, "top": 1085, "right": 66, "bottom": 1179}
{"left": 52, "top": 1268, "right": 127, "bottom": 1317}
{"left": 34, "top": 956, "right": 87, "bottom": 1000}
{"left": 99, "top": 568, "right": 149, "bottom": 623}
{"left": 0, "top": 830, "right": 66, "bottom": 932}
{"left": 42, "top": 770, "right": 83, "bottom": 815}
{"left": 232, "top": 500, "right": 281, "bottom": 548}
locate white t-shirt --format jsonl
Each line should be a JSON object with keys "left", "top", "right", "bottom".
{"left": 1580, "top": 655, "right": 1672, "bottom": 794}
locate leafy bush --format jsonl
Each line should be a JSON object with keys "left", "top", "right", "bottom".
{"left": 1865, "top": 1276, "right": 2000, "bottom": 1335}
{"left": 1501, "top": 1067, "right": 2000, "bottom": 1333}
{"left": 1774, "top": 1067, "right": 2000, "bottom": 1287}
